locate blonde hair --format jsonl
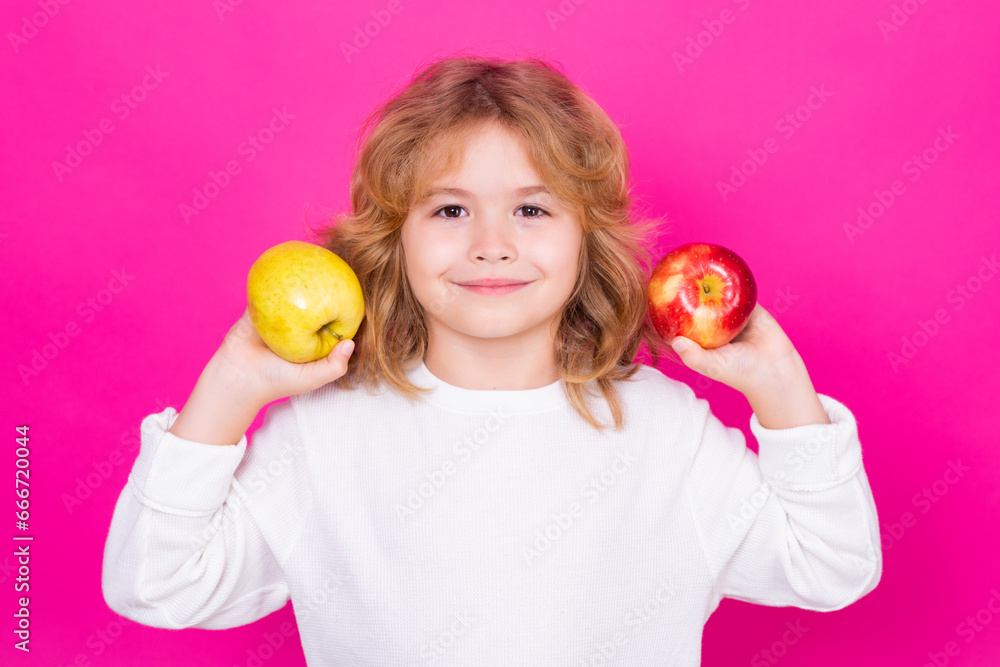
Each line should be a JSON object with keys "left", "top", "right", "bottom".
{"left": 308, "top": 52, "right": 673, "bottom": 431}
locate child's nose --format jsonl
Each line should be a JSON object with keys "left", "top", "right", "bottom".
{"left": 469, "top": 214, "right": 517, "bottom": 262}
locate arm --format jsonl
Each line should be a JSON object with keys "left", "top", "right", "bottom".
{"left": 672, "top": 304, "right": 882, "bottom": 609}
{"left": 167, "top": 355, "right": 264, "bottom": 446}
{"left": 743, "top": 348, "right": 830, "bottom": 430}
{"left": 102, "top": 309, "right": 353, "bottom": 628}
{"left": 684, "top": 386, "right": 881, "bottom": 610}
{"left": 101, "top": 397, "right": 294, "bottom": 629}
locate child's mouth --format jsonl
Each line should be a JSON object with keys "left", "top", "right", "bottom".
{"left": 456, "top": 282, "right": 531, "bottom": 296}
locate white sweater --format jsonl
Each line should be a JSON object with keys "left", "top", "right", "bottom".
{"left": 102, "top": 361, "right": 882, "bottom": 666}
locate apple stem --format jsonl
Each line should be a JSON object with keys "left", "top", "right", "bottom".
{"left": 322, "top": 323, "right": 342, "bottom": 341}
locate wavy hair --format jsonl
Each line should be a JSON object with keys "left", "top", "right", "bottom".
{"left": 308, "top": 52, "right": 673, "bottom": 431}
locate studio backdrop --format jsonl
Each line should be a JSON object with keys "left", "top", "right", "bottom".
{"left": 3, "top": 0, "right": 998, "bottom": 665}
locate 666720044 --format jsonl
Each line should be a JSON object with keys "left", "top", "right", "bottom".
{"left": 16, "top": 425, "right": 31, "bottom": 529}
{"left": 15, "top": 424, "right": 33, "bottom": 653}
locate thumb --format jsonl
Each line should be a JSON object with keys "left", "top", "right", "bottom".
{"left": 308, "top": 338, "right": 355, "bottom": 385}
{"left": 671, "top": 336, "right": 734, "bottom": 384}
{"left": 670, "top": 336, "right": 707, "bottom": 372}
{"left": 330, "top": 338, "right": 355, "bottom": 368}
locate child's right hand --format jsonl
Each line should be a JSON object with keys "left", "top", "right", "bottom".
{"left": 209, "top": 308, "right": 356, "bottom": 407}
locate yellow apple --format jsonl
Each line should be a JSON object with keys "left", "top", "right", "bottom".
{"left": 246, "top": 240, "right": 365, "bottom": 363}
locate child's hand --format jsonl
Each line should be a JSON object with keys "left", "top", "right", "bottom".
{"left": 208, "top": 308, "right": 356, "bottom": 406}
{"left": 668, "top": 304, "right": 808, "bottom": 399}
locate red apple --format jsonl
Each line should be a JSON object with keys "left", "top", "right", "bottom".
{"left": 647, "top": 242, "right": 757, "bottom": 349}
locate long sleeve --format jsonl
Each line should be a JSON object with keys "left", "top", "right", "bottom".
{"left": 101, "top": 399, "right": 301, "bottom": 629}
{"left": 684, "top": 387, "right": 882, "bottom": 612}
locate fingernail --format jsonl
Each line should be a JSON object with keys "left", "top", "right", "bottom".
{"left": 340, "top": 340, "right": 355, "bottom": 357}
{"left": 671, "top": 338, "right": 688, "bottom": 353}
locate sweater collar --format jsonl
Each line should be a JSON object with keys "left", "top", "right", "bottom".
{"left": 405, "top": 360, "right": 570, "bottom": 414}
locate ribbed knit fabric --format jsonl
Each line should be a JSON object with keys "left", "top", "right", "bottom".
{"left": 101, "top": 361, "right": 882, "bottom": 666}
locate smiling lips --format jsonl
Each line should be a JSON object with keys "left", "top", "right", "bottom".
{"left": 455, "top": 278, "right": 532, "bottom": 295}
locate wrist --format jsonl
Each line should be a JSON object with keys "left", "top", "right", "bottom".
{"left": 168, "top": 357, "right": 267, "bottom": 446}
{"left": 745, "top": 360, "right": 830, "bottom": 430}
{"left": 759, "top": 346, "right": 810, "bottom": 390}
{"left": 204, "top": 352, "right": 272, "bottom": 409}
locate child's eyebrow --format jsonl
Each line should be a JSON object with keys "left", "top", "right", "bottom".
{"left": 422, "top": 185, "right": 551, "bottom": 200}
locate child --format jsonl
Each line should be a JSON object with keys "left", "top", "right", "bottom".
{"left": 102, "top": 54, "right": 882, "bottom": 666}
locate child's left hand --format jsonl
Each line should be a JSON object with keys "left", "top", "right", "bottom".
{"left": 668, "top": 303, "right": 808, "bottom": 399}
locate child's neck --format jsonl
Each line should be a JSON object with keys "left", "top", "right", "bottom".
{"left": 423, "top": 340, "right": 559, "bottom": 391}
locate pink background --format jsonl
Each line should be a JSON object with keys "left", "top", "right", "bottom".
{"left": 3, "top": 0, "right": 999, "bottom": 665}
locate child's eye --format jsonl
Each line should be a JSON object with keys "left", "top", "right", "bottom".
{"left": 516, "top": 205, "right": 549, "bottom": 218}
{"left": 432, "top": 205, "right": 549, "bottom": 219}
{"left": 433, "top": 205, "right": 467, "bottom": 219}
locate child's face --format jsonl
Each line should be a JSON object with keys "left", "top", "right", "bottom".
{"left": 401, "top": 123, "right": 583, "bottom": 352}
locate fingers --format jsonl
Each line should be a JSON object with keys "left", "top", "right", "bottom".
{"left": 671, "top": 336, "right": 708, "bottom": 373}
{"left": 329, "top": 339, "right": 356, "bottom": 382}
{"left": 306, "top": 338, "right": 355, "bottom": 387}
{"left": 671, "top": 336, "right": 729, "bottom": 383}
